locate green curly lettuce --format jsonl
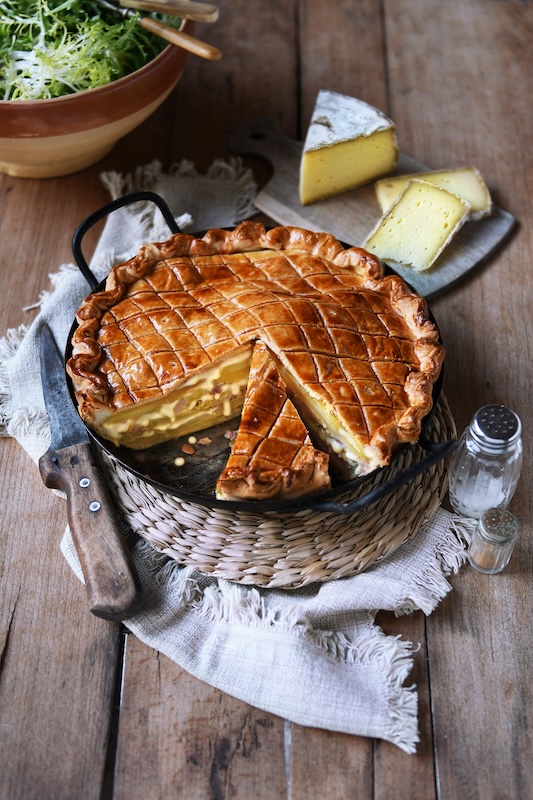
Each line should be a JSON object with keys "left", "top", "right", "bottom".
{"left": 0, "top": 0, "right": 181, "bottom": 99}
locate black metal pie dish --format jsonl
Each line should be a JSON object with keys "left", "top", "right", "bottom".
{"left": 65, "top": 191, "right": 456, "bottom": 516}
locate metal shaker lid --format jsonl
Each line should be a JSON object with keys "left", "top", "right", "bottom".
{"left": 479, "top": 508, "right": 518, "bottom": 543}
{"left": 472, "top": 405, "right": 521, "bottom": 444}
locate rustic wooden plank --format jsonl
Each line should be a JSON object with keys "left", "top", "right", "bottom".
{"left": 291, "top": 2, "right": 434, "bottom": 795}
{"left": 170, "top": 0, "right": 300, "bottom": 170}
{"left": 0, "top": 159, "right": 127, "bottom": 800}
{"left": 0, "top": 173, "right": 108, "bottom": 333}
{"left": 386, "top": 1, "right": 533, "bottom": 797}
{"left": 112, "top": 635, "right": 287, "bottom": 800}
{"left": 288, "top": 725, "right": 373, "bottom": 799}
{"left": 1, "top": 0, "right": 532, "bottom": 796}
{"left": 0, "top": 442, "right": 121, "bottom": 800}
{"left": 288, "top": 2, "right": 437, "bottom": 797}
{"left": 299, "top": 0, "right": 390, "bottom": 130}
{"left": 374, "top": 613, "right": 436, "bottom": 800}
{"left": 0, "top": 150, "right": 134, "bottom": 800}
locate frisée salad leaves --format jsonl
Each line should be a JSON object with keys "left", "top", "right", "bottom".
{"left": 0, "top": 0, "right": 181, "bottom": 100}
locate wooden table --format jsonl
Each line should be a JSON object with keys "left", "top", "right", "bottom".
{"left": 1, "top": 1, "right": 532, "bottom": 797}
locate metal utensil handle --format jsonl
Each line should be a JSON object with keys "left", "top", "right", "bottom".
{"left": 312, "top": 438, "right": 459, "bottom": 516}
{"left": 72, "top": 191, "right": 180, "bottom": 290}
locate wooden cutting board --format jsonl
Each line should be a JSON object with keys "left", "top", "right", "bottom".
{"left": 229, "top": 117, "right": 516, "bottom": 298}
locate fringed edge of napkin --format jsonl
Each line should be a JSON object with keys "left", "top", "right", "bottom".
{"left": 60, "top": 531, "right": 421, "bottom": 752}
{"left": 127, "top": 520, "right": 466, "bottom": 753}
{"left": 0, "top": 324, "right": 26, "bottom": 434}
{"left": 393, "top": 514, "right": 472, "bottom": 616}
{"left": 72, "top": 513, "right": 467, "bottom": 755}
{"left": 0, "top": 263, "right": 83, "bottom": 443}
{"left": 100, "top": 156, "right": 258, "bottom": 225}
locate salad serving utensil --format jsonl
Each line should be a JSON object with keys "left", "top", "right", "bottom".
{"left": 120, "top": 0, "right": 219, "bottom": 23}
{"left": 94, "top": 0, "right": 222, "bottom": 60}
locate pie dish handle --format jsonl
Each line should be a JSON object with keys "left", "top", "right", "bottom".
{"left": 71, "top": 191, "right": 181, "bottom": 291}
{"left": 311, "top": 437, "right": 459, "bottom": 515}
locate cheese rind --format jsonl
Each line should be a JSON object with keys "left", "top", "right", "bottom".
{"left": 364, "top": 179, "right": 471, "bottom": 272}
{"left": 374, "top": 166, "right": 492, "bottom": 220}
{"left": 299, "top": 90, "right": 399, "bottom": 205}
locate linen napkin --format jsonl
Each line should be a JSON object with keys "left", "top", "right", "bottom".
{"left": 0, "top": 159, "right": 470, "bottom": 754}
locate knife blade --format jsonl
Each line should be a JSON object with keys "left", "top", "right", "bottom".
{"left": 38, "top": 324, "right": 143, "bottom": 621}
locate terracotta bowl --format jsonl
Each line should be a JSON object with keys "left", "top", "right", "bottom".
{"left": 0, "top": 28, "right": 189, "bottom": 179}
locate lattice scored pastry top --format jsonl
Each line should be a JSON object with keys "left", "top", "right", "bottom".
{"left": 215, "top": 340, "right": 331, "bottom": 501}
{"left": 67, "top": 221, "right": 444, "bottom": 495}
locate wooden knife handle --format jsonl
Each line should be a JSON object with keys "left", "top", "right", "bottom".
{"left": 139, "top": 17, "right": 221, "bottom": 59}
{"left": 39, "top": 442, "right": 144, "bottom": 621}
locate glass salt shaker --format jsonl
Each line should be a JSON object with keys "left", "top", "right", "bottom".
{"left": 468, "top": 508, "right": 518, "bottom": 574}
{"left": 448, "top": 405, "right": 522, "bottom": 519}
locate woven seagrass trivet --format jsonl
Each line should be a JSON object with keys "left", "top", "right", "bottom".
{"left": 101, "top": 394, "right": 457, "bottom": 589}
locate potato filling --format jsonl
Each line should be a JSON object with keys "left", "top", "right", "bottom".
{"left": 100, "top": 346, "right": 253, "bottom": 449}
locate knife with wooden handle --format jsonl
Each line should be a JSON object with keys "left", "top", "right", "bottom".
{"left": 38, "top": 324, "right": 143, "bottom": 621}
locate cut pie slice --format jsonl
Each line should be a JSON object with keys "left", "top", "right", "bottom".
{"left": 67, "top": 221, "right": 445, "bottom": 498}
{"left": 216, "top": 341, "right": 331, "bottom": 501}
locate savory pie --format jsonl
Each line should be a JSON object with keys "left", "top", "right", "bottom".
{"left": 215, "top": 340, "right": 331, "bottom": 500}
{"left": 67, "top": 221, "right": 444, "bottom": 497}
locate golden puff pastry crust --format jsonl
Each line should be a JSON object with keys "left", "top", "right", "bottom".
{"left": 67, "top": 221, "right": 444, "bottom": 486}
{"left": 215, "top": 341, "right": 331, "bottom": 501}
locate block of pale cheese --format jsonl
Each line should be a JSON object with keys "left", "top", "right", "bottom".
{"left": 374, "top": 166, "right": 491, "bottom": 220}
{"left": 299, "top": 90, "right": 399, "bottom": 205}
{"left": 363, "top": 179, "right": 471, "bottom": 271}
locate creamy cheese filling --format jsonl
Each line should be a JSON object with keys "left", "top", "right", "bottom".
{"left": 100, "top": 346, "right": 253, "bottom": 449}
{"left": 276, "top": 362, "right": 368, "bottom": 472}
{"left": 99, "top": 338, "right": 372, "bottom": 473}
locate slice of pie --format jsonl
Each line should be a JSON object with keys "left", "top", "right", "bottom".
{"left": 215, "top": 340, "right": 330, "bottom": 500}
{"left": 67, "top": 221, "right": 444, "bottom": 497}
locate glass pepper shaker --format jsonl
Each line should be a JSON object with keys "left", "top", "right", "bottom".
{"left": 448, "top": 405, "right": 522, "bottom": 519}
{"left": 468, "top": 508, "right": 518, "bottom": 574}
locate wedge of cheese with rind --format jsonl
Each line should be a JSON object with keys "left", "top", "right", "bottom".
{"left": 364, "top": 179, "right": 471, "bottom": 271}
{"left": 299, "top": 90, "right": 399, "bottom": 205}
{"left": 374, "top": 166, "right": 492, "bottom": 221}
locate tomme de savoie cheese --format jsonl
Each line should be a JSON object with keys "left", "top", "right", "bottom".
{"left": 299, "top": 90, "right": 399, "bottom": 205}
{"left": 374, "top": 166, "right": 492, "bottom": 220}
{"left": 364, "top": 179, "right": 471, "bottom": 271}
